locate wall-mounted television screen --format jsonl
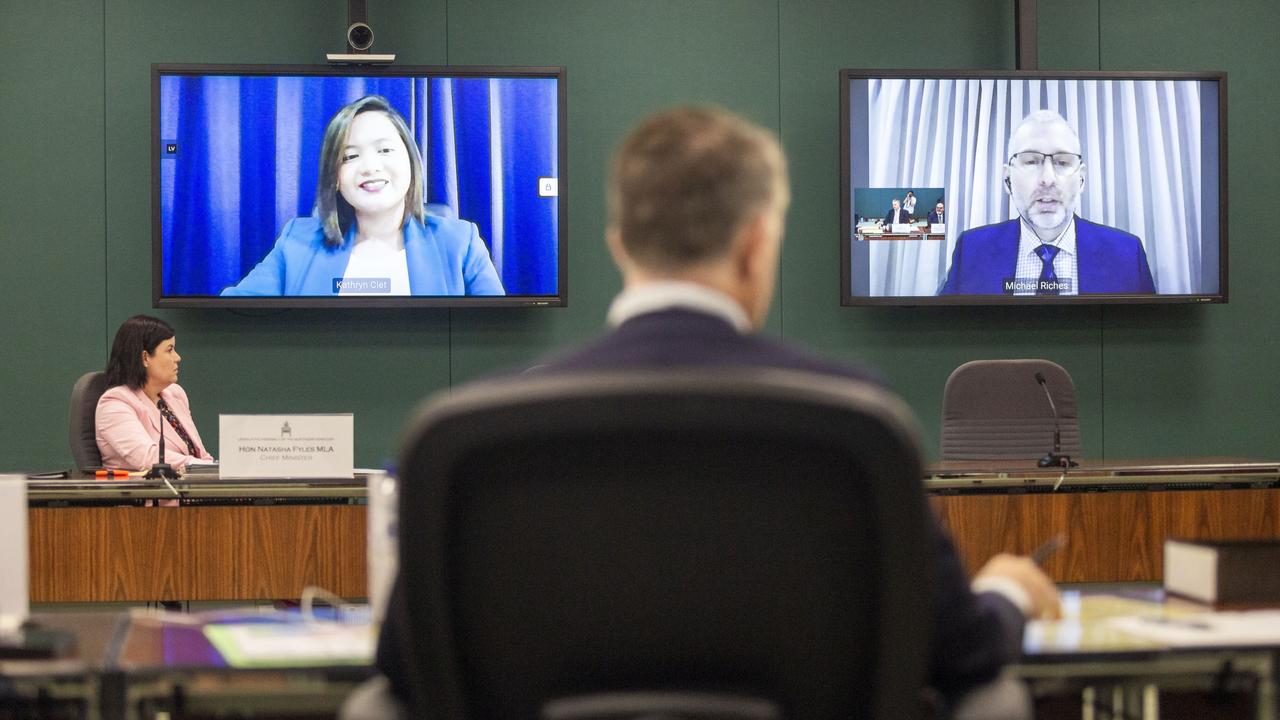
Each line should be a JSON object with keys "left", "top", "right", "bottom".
{"left": 153, "top": 64, "right": 565, "bottom": 308}
{"left": 840, "top": 70, "right": 1226, "bottom": 305}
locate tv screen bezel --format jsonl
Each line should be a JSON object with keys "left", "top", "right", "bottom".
{"left": 152, "top": 62, "right": 568, "bottom": 309}
{"left": 838, "top": 68, "right": 1228, "bottom": 307}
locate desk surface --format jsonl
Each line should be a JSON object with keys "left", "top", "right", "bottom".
{"left": 2, "top": 610, "right": 373, "bottom": 718}
{"left": 10, "top": 595, "right": 1276, "bottom": 719}
{"left": 25, "top": 475, "right": 366, "bottom": 504}
{"left": 1023, "top": 586, "right": 1226, "bottom": 659}
{"left": 1017, "top": 586, "right": 1279, "bottom": 720}
{"left": 927, "top": 458, "right": 1280, "bottom": 493}
{"left": 21, "top": 458, "right": 1280, "bottom": 502}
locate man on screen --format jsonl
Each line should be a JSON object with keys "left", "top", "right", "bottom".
{"left": 884, "top": 198, "right": 908, "bottom": 225}
{"left": 928, "top": 201, "right": 946, "bottom": 225}
{"left": 938, "top": 110, "right": 1155, "bottom": 296}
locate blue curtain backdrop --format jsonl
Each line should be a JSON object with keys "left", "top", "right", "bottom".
{"left": 159, "top": 74, "right": 559, "bottom": 296}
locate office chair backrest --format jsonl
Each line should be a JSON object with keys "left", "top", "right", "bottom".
{"left": 68, "top": 371, "right": 109, "bottom": 472}
{"left": 394, "top": 368, "right": 934, "bottom": 720}
{"left": 940, "top": 359, "right": 1081, "bottom": 461}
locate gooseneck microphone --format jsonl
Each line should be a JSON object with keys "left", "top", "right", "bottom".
{"left": 145, "top": 398, "right": 179, "bottom": 481}
{"left": 1035, "top": 372, "right": 1078, "bottom": 469}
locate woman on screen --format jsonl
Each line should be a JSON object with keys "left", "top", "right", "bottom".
{"left": 96, "top": 315, "right": 214, "bottom": 472}
{"left": 221, "top": 95, "right": 505, "bottom": 297}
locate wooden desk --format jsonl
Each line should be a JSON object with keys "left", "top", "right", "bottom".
{"left": 28, "top": 461, "right": 1280, "bottom": 601}
{"left": 928, "top": 460, "right": 1280, "bottom": 584}
{"left": 28, "top": 478, "right": 367, "bottom": 603}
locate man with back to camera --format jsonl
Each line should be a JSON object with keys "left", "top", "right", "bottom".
{"left": 938, "top": 110, "right": 1155, "bottom": 296}
{"left": 371, "top": 107, "right": 1059, "bottom": 712}
{"left": 541, "top": 105, "right": 1059, "bottom": 706}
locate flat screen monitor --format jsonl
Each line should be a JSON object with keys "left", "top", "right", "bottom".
{"left": 153, "top": 64, "right": 566, "bottom": 308}
{"left": 840, "top": 70, "right": 1226, "bottom": 305}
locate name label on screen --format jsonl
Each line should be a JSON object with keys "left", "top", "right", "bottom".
{"left": 219, "top": 414, "right": 354, "bottom": 479}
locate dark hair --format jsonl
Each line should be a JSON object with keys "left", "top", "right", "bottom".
{"left": 104, "top": 315, "right": 175, "bottom": 389}
{"left": 608, "top": 106, "right": 787, "bottom": 271}
{"left": 314, "top": 95, "right": 425, "bottom": 247}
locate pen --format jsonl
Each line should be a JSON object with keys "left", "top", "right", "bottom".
{"left": 1030, "top": 533, "right": 1067, "bottom": 565}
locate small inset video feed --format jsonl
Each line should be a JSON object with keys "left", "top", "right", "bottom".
{"left": 852, "top": 187, "right": 947, "bottom": 238}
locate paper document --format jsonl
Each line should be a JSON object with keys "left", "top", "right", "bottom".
{"left": 1109, "top": 610, "right": 1280, "bottom": 646}
{"left": 203, "top": 621, "right": 374, "bottom": 667}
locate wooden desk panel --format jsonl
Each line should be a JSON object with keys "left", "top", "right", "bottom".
{"left": 932, "top": 488, "right": 1280, "bottom": 583}
{"left": 30, "top": 505, "right": 367, "bottom": 603}
{"left": 29, "top": 469, "right": 1279, "bottom": 599}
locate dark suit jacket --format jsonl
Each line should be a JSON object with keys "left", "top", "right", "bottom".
{"left": 884, "top": 207, "right": 910, "bottom": 225}
{"left": 938, "top": 216, "right": 1156, "bottom": 295}
{"left": 376, "top": 308, "right": 1023, "bottom": 705}
{"left": 928, "top": 210, "right": 945, "bottom": 225}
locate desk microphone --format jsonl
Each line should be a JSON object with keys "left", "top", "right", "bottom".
{"left": 1035, "top": 372, "right": 1078, "bottom": 469}
{"left": 145, "top": 398, "right": 179, "bottom": 482}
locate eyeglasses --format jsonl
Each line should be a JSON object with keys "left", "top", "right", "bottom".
{"left": 1008, "top": 151, "right": 1083, "bottom": 175}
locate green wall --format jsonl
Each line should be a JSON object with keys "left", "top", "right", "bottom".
{"left": 2, "top": 0, "right": 1277, "bottom": 469}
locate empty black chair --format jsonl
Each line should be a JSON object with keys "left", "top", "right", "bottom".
{"left": 383, "top": 367, "right": 935, "bottom": 719}
{"left": 940, "top": 359, "right": 1081, "bottom": 461}
{"left": 68, "top": 370, "right": 110, "bottom": 473}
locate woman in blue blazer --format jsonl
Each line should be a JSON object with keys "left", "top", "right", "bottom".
{"left": 222, "top": 95, "right": 504, "bottom": 297}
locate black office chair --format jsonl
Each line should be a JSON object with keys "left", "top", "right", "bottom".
{"left": 68, "top": 370, "right": 110, "bottom": 473}
{"left": 374, "top": 368, "right": 935, "bottom": 719}
{"left": 939, "top": 359, "right": 1081, "bottom": 461}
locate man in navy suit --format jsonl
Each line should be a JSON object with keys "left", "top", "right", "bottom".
{"left": 939, "top": 110, "right": 1155, "bottom": 296}
{"left": 532, "top": 107, "right": 1060, "bottom": 703}
{"left": 928, "top": 200, "right": 946, "bottom": 225}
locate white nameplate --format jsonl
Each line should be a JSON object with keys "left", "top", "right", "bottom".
{"left": 219, "top": 414, "right": 354, "bottom": 479}
{"left": 0, "top": 476, "right": 27, "bottom": 632}
{"left": 890, "top": 223, "right": 915, "bottom": 234}
{"left": 931, "top": 223, "right": 947, "bottom": 234}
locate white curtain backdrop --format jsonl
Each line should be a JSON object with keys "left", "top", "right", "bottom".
{"left": 864, "top": 78, "right": 1204, "bottom": 296}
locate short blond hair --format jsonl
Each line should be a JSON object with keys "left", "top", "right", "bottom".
{"left": 608, "top": 106, "right": 788, "bottom": 270}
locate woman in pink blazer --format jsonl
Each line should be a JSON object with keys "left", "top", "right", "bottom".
{"left": 95, "top": 315, "right": 214, "bottom": 472}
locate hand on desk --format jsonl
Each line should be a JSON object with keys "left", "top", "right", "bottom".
{"left": 978, "top": 554, "right": 1063, "bottom": 620}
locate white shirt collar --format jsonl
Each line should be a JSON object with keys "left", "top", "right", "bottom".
{"left": 1017, "top": 216, "right": 1077, "bottom": 257}
{"left": 606, "top": 281, "right": 753, "bottom": 334}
